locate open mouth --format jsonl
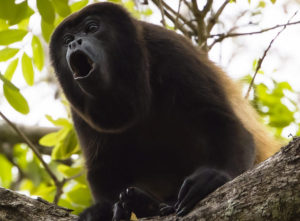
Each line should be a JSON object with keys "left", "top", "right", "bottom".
{"left": 69, "top": 50, "right": 94, "bottom": 79}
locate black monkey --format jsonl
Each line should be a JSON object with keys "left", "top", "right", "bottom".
{"left": 50, "top": 2, "right": 279, "bottom": 220}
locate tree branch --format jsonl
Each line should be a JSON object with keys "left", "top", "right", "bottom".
{"left": 0, "top": 187, "right": 77, "bottom": 221}
{"left": 0, "top": 111, "right": 65, "bottom": 204}
{"left": 0, "top": 121, "right": 56, "bottom": 155}
{"left": 1, "top": 137, "right": 299, "bottom": 220}
{"left": 207, "top": 0, "right": 230, "bottom": 33}
{"left": 209, "top": 20, "right": 300, "bottom": 48}
{"left": 245, "top": 12, "right": 298, "bottom": 99}
{"left": 142, "top": 137, "right": 300, "bottom": 220}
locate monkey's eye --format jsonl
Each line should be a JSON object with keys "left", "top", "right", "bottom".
{"left": 63, "top": 34, "right": 74, "bottom": 45}
{"left": 86, "top": 22, "right": 98, "bottom": 33}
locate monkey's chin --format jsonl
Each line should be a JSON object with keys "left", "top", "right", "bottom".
{"left": 74, "top": 67, "right": 105, "bottom": 96}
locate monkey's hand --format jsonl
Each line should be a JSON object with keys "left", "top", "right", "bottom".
{"left": 175, "top": 167, "right": 231, "bottom": 216}
{"left": 113, "top": 187, "right": 167, "bottom": 220}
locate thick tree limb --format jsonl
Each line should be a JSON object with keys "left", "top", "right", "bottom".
{"left": 0, "top": 121, "right": 57, "bottom": 155}
{"left": 0, "top": 187, "right": 77, "bottom": 221}
{"left": 143, "top": 137, "right": 300, "bottom": 221}
{"left": 0, "top": 138, "right": 299, "bottom": 220}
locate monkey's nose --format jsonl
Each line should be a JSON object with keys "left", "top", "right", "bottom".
{"left": 68, "top": 38, "right": 82, "bottom": 49}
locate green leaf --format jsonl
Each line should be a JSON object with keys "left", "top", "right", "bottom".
{"left": 0, "top": 73, "right": 19, "bottom": 91}
{"left": 270, "top": 0, "right": 276, "bottom": 3}
{"left": 0, "top": 29, "right": 27, "bottom": 45}
{"left": 0, "top": 48, "right": 19, "bottom": 62}
{"left": 4, "top": 58, "right": 19, "bottom": 80}
{"left": 37, "top": 0, "right": 55, "bottom": 24}
{"left": 258, "top": 1, "right": 266, "bottom": 8}
{"left": 21, "top": 53, "right": 34, "bottom": 86}
{"left": 0, "top": 154, "right": 13, "bottom": 188}
{"left": 41, "top": 19, "right": 54, "bottom": 42}
{"left": 0, "top": 0, "right": 34, "bottom": 25}
{"left": 31, "top": 36, "right": 44, "bottom": 71}
{"left": 51, "top": 0, "right": 71, "bottom": 17}
{"left": 51, "top": 128, "right": 79, "bottom": 159}
{"left": 46, "top": 115, "right": 72, "bottom": 128}
{"left": 3, "top": 83, "right": 29, "bottom": 114}
{"left": 39, "top": 132, "right": 59, "bottom": 147}
{"left": 9, "top": 1, "right": 34, "bottom": 25}
{"left": 66, "top": 184, "right": 92, "bottom": 206}
{"left": 34, "top": 184, "right": 56, "bottom": 202}
{"left": 58, "top": 165, "right": 82, "bottom": 178}
{"left": 269, "top": 105, "right": 293, "bottom": 128}
{"left": 70, "top": 0, "right": 89, "bottom": 12}
{"left": 0, "top": 19, "right": 9, "bottom": 30}
{"left": 141, "top": 8, "right": 153, "bottom": 16}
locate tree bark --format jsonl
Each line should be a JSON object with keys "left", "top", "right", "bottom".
{"left": 144, "top": 137, "right": 300, "bottom": 221}
{"left": 0, "top": 137, "right": 299, "bottom": 221}
{"left": 0, "top": 187, "right": 77, "bottom": 221}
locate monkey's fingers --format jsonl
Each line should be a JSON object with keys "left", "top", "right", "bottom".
{"left": 175, "top": 168, "right": 230, "bottom": 216}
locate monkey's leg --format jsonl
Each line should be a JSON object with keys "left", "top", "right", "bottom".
{"left": 174, "top": 167, "right": 231, "bottom": 217}
{"left": 113, "top": 187, "right": 171, "bottom": 220}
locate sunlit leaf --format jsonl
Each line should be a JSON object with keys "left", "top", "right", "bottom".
{"left": 9, "top": 1, "right": 34, "bottom": 25}
{"left": 4, "top": 58, "right": 18, "bottom": 80}
{"left": 18, "top": 18, "right": 30, "bottom": 31}
{"left": 258, "top": 1, "right": 266, "bottom": 8}
{"left": 0, "top": 19, "right": 9, "bottom": 30}
{"left": 46, "top": 115, "right": 72, "bottom": 128}
{"left": 141, "top": 8, "right": 153, "bottom": 16}
{"left": 41, "top": 19, "right": 54, "bottom": 42}
{"left": 34, "top": 184, "right": 56, "bottom": 202}
{"left": 0, "top": 48, "right": 19, "bottom": 62}
{"left": 51, "top": 0, "right": 71, "bottom": 17}
{"left": 0, "top": 73, "right": 19, "bottom": 91}
{"left": 0, "top": 0, "right": 33, "bottom": 25}
{"left": 21, "top": 53, "right": 34, "bottom": 86}
{"left": 0, "top": 154, "right": 13, "bottom": 188}
{"left": 58, "top": 165, "right": 82, "bottom": 178}
{"left": 66, "top": 184, "right": 92, "bottom": 206}
{"left": 3, "top": 83, "right": 29, "bottom": 114}
{"left": 37, "top": 0, "right": 55, "bottom": 24}
{"left": 0, "top": 29, "right": 27, "bottom": 45}
{"left": 70, "top": 0, "right": 89, "bottom": 12}
{"left": 51, "top": 128, "right": 79, "bottom": 159}
{"left": 39, "top": 132, "right": 59, "bottom": 147}
{"left": 31, "top": 36, "right": 44, "bottom": 71}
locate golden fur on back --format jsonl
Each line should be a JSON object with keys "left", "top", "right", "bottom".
{"left": 214, "top": 65, "right": 281, "bottom": 163}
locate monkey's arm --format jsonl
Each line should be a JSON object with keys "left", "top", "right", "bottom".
{"left": 172, "top": 109, "right": 255, "bottom": 216}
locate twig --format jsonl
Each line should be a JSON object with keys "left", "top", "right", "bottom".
{"left": 209, "top": 20, "right": 300, "bottom": 46}
{"left": 153, "top": 0, "right": 197, "bottom": 34}
{"left": 245, "top": 12, "right": 298, "bottom": 99}
{"left": 158, "top": 0, "right": 166, "bottom": 27}
{"left": 182, "top": 0, "right": 193, "bottom": 12}
{"left": 207, "top": 0, "right": 230, "bottom": 33}
{"left": 174, "top": 0, "right": 183, "bottom": 30}
{"left": 0, "top": 111, "right": 58, "bottom": 184}
{"left": 152, "top": 0, "right": 191, "bottom": 36}
{"left": 0, "top": 111, "right": 64, "bottom": 204}
{"left": 201, "top": 0, "right": 213, "bottom": 19}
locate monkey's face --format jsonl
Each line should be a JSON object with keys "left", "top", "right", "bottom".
{"left": 49, "top": 3, "right": 151, "bottom": 133}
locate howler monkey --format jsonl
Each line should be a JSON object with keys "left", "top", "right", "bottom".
{"left": 50, "top": 2, "right": 280, "bottom": 220}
